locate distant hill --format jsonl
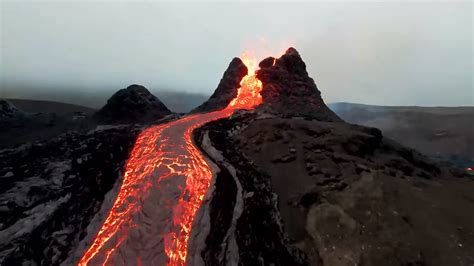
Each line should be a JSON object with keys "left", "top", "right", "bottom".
{"left": 93, "top": 84, "right": 172, "bottom": 124}
{"left": 329, "top": 102, "right": 474, "bottom": 166}
{"left": 329, "top": 102, "right": 474, "bottom": 116}
{"left": 2, "top": 89, "right": 209, "bottom": 113}
{"left": 6, "top": 98, "right": 97, "bottom": 114}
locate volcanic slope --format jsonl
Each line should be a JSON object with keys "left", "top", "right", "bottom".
{"left": 0, "top": 86, "right": 177, "bottom": 265}
{"left": 191, "top": 58, "right": 248, "bottom": 113}
{"left": 93, "top": 84, "right": 172, "bottom": 124}
{"left": 0, "top": 124, "right": 142, "bottom": 265}
{"left": 194, "top": 48, "right": 474, "bottom": 266}
{"left": 76, "top": 54, "right": 266, "bottom": 266}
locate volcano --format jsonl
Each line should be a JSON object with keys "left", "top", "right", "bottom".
{"left": 189, "top": 49, "right": 473, "bottom": 266}
{"left": 0, "top": 48, "right": 473, "bottom": 266}
{"left": 256, "top": 48, "right": 341, "bottom": 121}
{"left": 193, "top": 48, "right": 340, "bottom": 121}
{"left": 93, "top": 84, "right": 172, "bottom": 124}
{"left": 77, "top": 53, "right": 266, "bottom": 265}
{"left": 191, "top": 58, "right": 247, "bottom": 113}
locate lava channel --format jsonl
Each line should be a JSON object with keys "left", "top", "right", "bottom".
{"left": 78, "top": 54, "right": 263, "bottom": 266}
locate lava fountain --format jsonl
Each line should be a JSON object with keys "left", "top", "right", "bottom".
{"left": 227, "top": 54, "right": 263, "bottom": 110}
{"left": 78, "top": 54, "right": 262, "bottom": 265}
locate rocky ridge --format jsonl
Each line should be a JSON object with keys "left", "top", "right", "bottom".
{"left": 191, "top": 58, "right": 248, "bottom": 113}
{"left": 257, "top": 48, "right": 341, "bottom": 121}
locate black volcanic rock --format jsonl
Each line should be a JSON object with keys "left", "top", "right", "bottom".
{"left": 196, "top": 112, "right": 473, "bottom": 266}
{"left": 0, "top": 99, "right": 98, "bottom": 149}
{"left": 0, "top": 125, "right": 140, "bottom": 265}
{"left": 257, "top": 48, "right": 341, "bottom": 122}
{"left": 0, "top": 99, "right": 21, "bottom": 119}
{"left": 194, "top": 117, "right": 307, "bottom": 266}
{"left": 94, "top": 85, "right": 172, "bottom": 124}
{"left": 191, "top": 58, "right": 247, "bottom": 113}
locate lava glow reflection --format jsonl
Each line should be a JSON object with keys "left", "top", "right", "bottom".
{"left": 78, "top": 54, "right": 263, "bottom": 266}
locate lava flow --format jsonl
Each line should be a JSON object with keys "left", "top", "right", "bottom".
{"left": 227, "top": 54, "right": 263, "bottom": 109}
{"left": 78, "top": 55, "right": 262, "bottom": 265}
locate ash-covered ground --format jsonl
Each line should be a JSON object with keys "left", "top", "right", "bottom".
{"left": 196, "top": 111, "right": 473, "bottom": 265}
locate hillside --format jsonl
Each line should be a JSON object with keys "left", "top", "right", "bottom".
{"left": 6, "top": 99, "right": 97, "bottom": 114}
{"left": 330, "top": 102, "right": 474, "bottom": 167}
{"left": 3, "top": 90, "right": 208, "bottom": 114}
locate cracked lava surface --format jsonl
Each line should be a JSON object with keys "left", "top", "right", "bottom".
{"left": 78, "top": 54, "right": 262, "bottom": 266}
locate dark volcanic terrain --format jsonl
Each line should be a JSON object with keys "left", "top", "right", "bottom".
{"left": 93, "top": 84, "right": 172, "bottom": 124}
{"left": 0, "top": 85, "right": 176, "bottom": 148}
{"left": 6, "top": 99, "right": 96, "bottom": 114}
{"left": 191, "top": 57, "right": 248, "bottom": 113}
{"left": 0, "top": 86, "right": 177, "bottom": 265}
{"left": 192, "top": 48, "right": 474, "bottom": 265}
{"left": 196, "top": 110, "right": 474, "bottom": 265}
{"left": 0, "top": 99, "right": 95, "bottom": 148}
{"left": 0, "top": 47, "right": 472, "bottom": 266}
{"left": 256, "top": 48, "right": 340, "bottom": 122}
{"left": 330, "top": 103, "right": 474, "bottom": 168}
{"left": 0, "top": 125, "right": 141, "bottom": 264}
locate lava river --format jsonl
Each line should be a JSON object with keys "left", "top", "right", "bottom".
{"left": 78, "top": 55, "right": 262, "bottom": 265}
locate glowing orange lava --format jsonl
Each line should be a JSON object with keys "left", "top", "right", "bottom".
{"left": 227, "top": 54, "right": 263, "bottom": 110}
{"left": 78, "top": 54, "right": 263, "bottom": 266}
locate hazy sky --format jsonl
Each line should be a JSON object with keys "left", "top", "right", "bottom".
{"left": 1, "top": 1, "right": 472, "bottom": 106}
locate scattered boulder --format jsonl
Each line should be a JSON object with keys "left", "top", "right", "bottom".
{"left": 93, "top": 84, "right": 172, "bottom": 124}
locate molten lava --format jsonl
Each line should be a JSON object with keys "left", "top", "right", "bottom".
{"left": 78, "top": 54, "right": 263, "bottom": 266}
{"left": 227, "top": 54, "right": 263, "bottom": 110}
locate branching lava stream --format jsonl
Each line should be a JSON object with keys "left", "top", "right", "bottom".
{"left": 78, "top": 54, "right": 263, "bottom": 265}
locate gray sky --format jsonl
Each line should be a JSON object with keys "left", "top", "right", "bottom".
{"left": 1, "top": 1, "right": 472, "bottom": 106}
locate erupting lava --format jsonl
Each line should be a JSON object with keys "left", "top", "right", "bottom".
{"left": 227, "top": 54, "right": 263, "bottom": 110}
{"left": 78, "top": 54, "right": 263, "bottom": 265}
